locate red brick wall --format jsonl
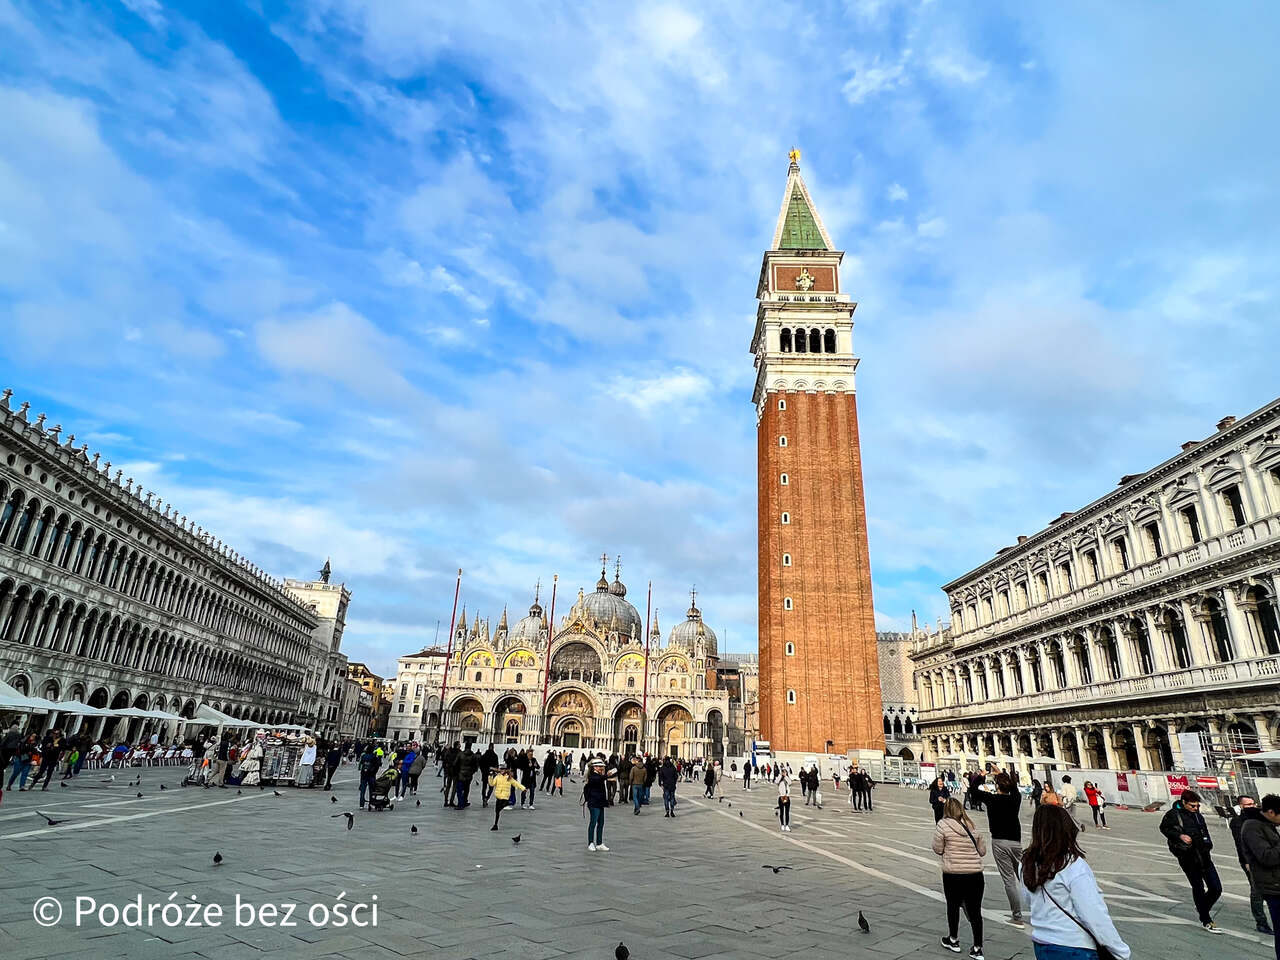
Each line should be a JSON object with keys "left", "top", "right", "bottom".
{"left": 757, "top": 390, "right": 885, "bottom": 753}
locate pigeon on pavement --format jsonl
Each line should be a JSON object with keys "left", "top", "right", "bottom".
{"left": 36, "top": 811, "right": 66, "bottom": 826}
{"left": 213, "top": 852, "right": 223, "bottom": 866}
{"left": 615, "top": 942, "right": 630, "bottom": 960}
{"left": 332, "top": 811, "right": 355, "bottom": 830}
{"left": 858, "top": 911, "right": 870, "bottom": 933}
{"left": 762, "top": 864, "right": 792, "bottom": 874}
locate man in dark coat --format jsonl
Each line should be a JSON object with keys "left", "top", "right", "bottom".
{"left": 540, "top": 751, "right": 556, "bottom": 792}
{"left": 452, "top": 743, "right": 479, "bottom": 809}
{"left": 441, "top": 741, "right": 459, "bottom": 807}
{"left": 1241, "top": 794, "right": 1280, "bottom": 953}
{"left": 1231, "top": 796, "right": 1275, "bottom": 933}
{"left": 1160, "top": 790, "right": 1224, "bottom": 933}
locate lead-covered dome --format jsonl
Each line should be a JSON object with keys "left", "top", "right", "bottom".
{"left": 667, "top": 593, "right": 718, "bottom": 657}
{"left": 571, "top": 563, "right": 642, "bottom": 641}
{"left": 508, "top": 590, "right": 548, "bottom": 646}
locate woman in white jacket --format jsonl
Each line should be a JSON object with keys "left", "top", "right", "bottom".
{"left": 1021, "top": 805, "right": 1130, "bottom": 960}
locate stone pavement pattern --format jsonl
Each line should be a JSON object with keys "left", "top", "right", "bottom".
{"left": 0, "top": 769, "right": 1271, "bottom": 959}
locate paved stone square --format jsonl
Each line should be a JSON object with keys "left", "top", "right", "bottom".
{"left": 0, "top": 769, "right": 1271, "bottom": 959}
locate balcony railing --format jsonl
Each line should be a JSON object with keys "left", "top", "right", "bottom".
{"left": 918, "top": 654, "right": 1280, "bottom": 722}
{"left": 941, "top": 512, "right": 1279, "bottom": 651}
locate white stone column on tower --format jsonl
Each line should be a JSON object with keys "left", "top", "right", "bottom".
{"left": 1099, "top": 725, "right": 1120, "bottom": 770}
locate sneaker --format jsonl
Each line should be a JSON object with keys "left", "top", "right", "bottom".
{"left": 1258, "top": 924, "right": 1275, "bottom": 934}
{"left": 968, "top": 948, "right": 984, "bottom": 960}
{"left": 587, "top": 843, "right": 596, "bottom": 851}
{"left": 529, "top": 804, "right": 535, "bottom": 810}
{"left": 1202, "top": 921, "right": 1224, "bottom": 935}
{"left": 1008, "top": 917, "right": 1025, "bottom": 929}
{"left": 489, "top": 825, "right": 498, "bottom": 831}
{"left": 596, "top": 844, "right": 609, "bottom": 851}
{"left": 941, "top": 936, "right": 961, "bottom": 953}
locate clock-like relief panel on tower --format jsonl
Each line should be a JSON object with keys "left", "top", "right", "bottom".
{"left": 772, "top": 265, "right": 836, "bottom": 293}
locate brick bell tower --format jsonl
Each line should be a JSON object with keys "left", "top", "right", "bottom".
{"left": 751, "top": 149, "right": 884, "bottom": 755}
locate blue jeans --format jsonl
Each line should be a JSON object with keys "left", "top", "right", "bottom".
{"left": 642, "top": 784, "right": 651, "bottom": 805}
{"left": 663, "top": 787, "right": 676, "bottom": 814}
{"left": 588, "top": 806, "right": 604, "bottom": 845}
{"left": 359, "top": 775, "right": 375, "bottom": 807}
{"left": 633, "top": 788, "right": 644, "bottom": 812}
{"left": 8, "top": 760, "right": 31, "bottom": 789}
{"left": 1033, "top": 945, "right": 1098, "bottom": 960}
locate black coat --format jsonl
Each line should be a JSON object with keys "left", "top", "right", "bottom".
{"left": 1160, "top": 801, "right": 1213, "bottom": 859}
{"left": 658, "top": 762, "right": 678, "bottom": 791}
{"left": 1241, "top": 812, "right": 1280, "bottom": 896}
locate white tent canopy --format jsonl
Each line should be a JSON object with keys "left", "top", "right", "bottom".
{"left": 936, "top": 752, "right": 981, "bottom": 762}
{"left": 1025, "top": 755, "right": 1076, "bottom": 766}
{"left": 195, "top": 704, "right": 257, "bottom": 728}
{"left": 272, "top": 723, "right": 312, "bottom": 733}
{"left": 0, "top": 678, "right": 40, "bottom": 711}
{"left": 1239, "top": 750, "right": 1280, "bottom": 762}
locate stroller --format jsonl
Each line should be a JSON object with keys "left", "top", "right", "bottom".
{"left": 367, "top": 768, "right": 398, "bottom": 811}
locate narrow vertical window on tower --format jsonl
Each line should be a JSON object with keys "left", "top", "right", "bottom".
{"left": 782, "top": 553, "right": 791, "bottom": 566}
{"left": 780, "top": 329, "right": 792, "bottom": 352}
{"left": 783, "top": 597, "right": 793, "bottom": 610}
{"left": 786, "top": 689, "right": 796, "bottom": 704}
{"left": 780, "top": 473, "right": 788, "bottom": 485}
{"left": 809, "top": 328, "right": 820, "bottom": 353}
{"left": 794, "top": 328, "right": 806, "bottom": 353}
{"left": 781, "top": 512, "right": 790, "bottom": 524}
{"left": 778, "top": 398, "right": 786, "bottom": 410}
{"left": 824, "top": 328, "right": 836, "bottom": 353}
{"left": 779, "top": 436, "right": 787, "bottom": 447}
{"left": 785, "top": 642, "right": 795, "bottom": 655}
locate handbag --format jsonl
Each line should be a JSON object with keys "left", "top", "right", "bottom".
{"left": 1041, "top": 883, "right": 1118, "bottom": 960}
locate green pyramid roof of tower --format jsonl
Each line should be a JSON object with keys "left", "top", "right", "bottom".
{"left": 777, "top": 185, "right": 828, "bottom": 250}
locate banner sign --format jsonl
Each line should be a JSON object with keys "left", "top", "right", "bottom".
{"left": 1116, "top": 773, "right": 1129, "bottom": 792}
{"left": 1167, "top": 774, "right": 1190, "bottom": 798}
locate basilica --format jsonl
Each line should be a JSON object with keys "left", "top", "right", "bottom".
{"left": 394, "top": 561, "right": 730, "bottom": 760}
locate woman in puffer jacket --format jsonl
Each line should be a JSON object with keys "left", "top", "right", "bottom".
{"left": 932, "top": 796, "right": 988, "bottom": 960}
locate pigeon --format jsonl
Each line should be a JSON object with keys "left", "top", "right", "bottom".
{"left": 237, "top": 789, "right": 242, "bottom": 795}
{"left": 511, "top": 834, "right": 521, "bottom": 844}
{"left": 416, "top": 799, "right": 421, "bottom": 807}
{"left": 160, "top": 784, "right": 167, "bottom": 791}
{"left": 410, "top": 825, "right": 418, "bottom": 835}
{"left": 762, "top": 864, "right": 792, "bottom": 874}
{"left": 136, "top": 792, "right": 143, "bottom": 799}
{"left": 858, "top": 911, "right": 870, "bottom": 934}
{"left": 331, "top": 795, "right": 338, "bottom": 803}
{"left": 332, "top": 812, "right": 355, "bottom": 830}
{"left": 728, "top": 802, "right": 732, "bottom": 808}
{"left": 616, "top": 942, "right": 630, "bottom": 960}
{"left": 36, "top": 811, "right": 66, "bottom": 826}
{"left": 213, "top": 852, "right": 223, "bottom": 866}
{"left": 273, "top": 790, "right": 283, "bottom": 797}
{"left": 739, "top": 811, "right": 743, "bottom": 817}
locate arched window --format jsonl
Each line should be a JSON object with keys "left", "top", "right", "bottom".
{"left": 786, "top": 689, "right": 796, "bottom": 704}
{"left": 780, "top": 473, "right": 788, "bottom": 485}
{"left": 780, "top": 329, "right": 792, "bottom": 352}
{"left": 781, "top": 512, "right": 790, "bottom": 524}
{"left": 778, "top": 398, "right": 786, "bottom": 410}
{"left": 883, "top": 716, "right": 892, "bottom": 735}
{"left": 627, "top": 676, "right": 635, "bottom": 687}
{"left": 783, "top": 597, "right": 793, "bottom": 610}
{"left": 823, "top": 328, "right": 836, "bottom": 353}
{"left": 809, "top": 329, "right": 820, "bottom": 353}
{"left": 785, "top": 642, "right": 795, "bottom": 655}
{"left": 794, "top": 329, "right": 806, "bottom": 353}
{"left": 779, "top": 436, "right": 787, "bottom": 447}
{"left": 782, "top": 553, "right": 792, "bottom": 566}
{"left": 474, "top": 671, "right": 482, "bottom": 681}
{"left": 0, "top": 489, "right": 22, "bottom": 543}
{"left": 514, "top": 672, "right": 523, "bottom": 684}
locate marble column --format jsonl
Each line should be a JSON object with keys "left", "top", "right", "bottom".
{"left": 1099, "top": 724, "right": 1120, "bottom": 770}
{"left": 1129, "top": 723, "right": 1147, "bottom": 770}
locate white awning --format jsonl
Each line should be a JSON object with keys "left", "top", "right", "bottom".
{"left": 195, "top": 704, "right": 257, "bottom": 728}
{"left": 0, "top": 678, "right": 40, "bottom": 710}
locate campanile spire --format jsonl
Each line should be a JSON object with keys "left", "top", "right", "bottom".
{"left": 751, "top": 151, "right": 884, "bottom": 754}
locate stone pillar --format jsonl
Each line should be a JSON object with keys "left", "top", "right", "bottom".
{"left": 1111, "top": 620, "right": 1137, "bottom": 678}
{"left": 1129, "top": 723, "right": 1148, "bottom": 770}
{"left": 1222, "top": 586, "right": 1260, "bottom": 658}
{"left": 1255, "top": 715, "right": 1274, "bottom": 751}
{"left": 1180, "top": 597, "right": 1211, "bottom": 666}
{"left": 1049, "top": 728, "right": 1063, "bottom": 762}
{"left": 1143, "top": 607, "right": 1175, "bottom": 673}
{"left": 1099, "top": 724, "right": 1120, "bottom": 770}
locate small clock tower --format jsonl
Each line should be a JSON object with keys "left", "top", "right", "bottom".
{"left": 751, "top": 150, "right": 884, "bottom": 754}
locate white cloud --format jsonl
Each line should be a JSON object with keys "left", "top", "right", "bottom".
{"left": 887, "top": 182, "right": 908, "bottom": 202}
{"left": 841, "top": 51, "right": 911, "bottom": 104}
{"left": 916, "top": 216, "right": 947, "bottom": 238}
{"left": 609, "top": 369, "right": 712, "bottom": 413}
{"left": 927, "top": 51, "right": 989, "bottom": 85}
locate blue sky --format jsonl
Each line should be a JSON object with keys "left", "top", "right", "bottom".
{"left": 1, "top": 1, "right": 1277, "bottom": 678}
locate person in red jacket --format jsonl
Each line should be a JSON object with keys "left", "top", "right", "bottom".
{"left": 1083, "top": 780, "right": 1109, "bottom": 829}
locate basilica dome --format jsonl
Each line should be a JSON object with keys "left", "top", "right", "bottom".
{"left": 508, "top": 593, "right": 547, "bottom": 646}
{"left": 571, "top": 565, "right": 642, "bottom": 641}
{"left": 667, "top": 596, "right": 718, "bottom": 658}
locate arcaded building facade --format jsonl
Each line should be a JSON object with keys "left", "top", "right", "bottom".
{"left": 912, "top": 399, "right": 1280, "bottom": 771}
{"left": 396, "top": 563, "right": 731, "bottom": 759}
{"left": 752, "top": 152, "right": 884, "bottom": 753}
{"left": 0, "top": 391, "right": 317, "bottom": 738}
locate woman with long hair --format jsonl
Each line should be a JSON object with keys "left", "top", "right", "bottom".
{"left": 932, "top": 797, "right": 987, "bottom": 959}
{"left": 929, "top": 775, "right": 951, "bottom": 823}
{"left": 1022, "top": 805, "right": 1129, "bottom": 959}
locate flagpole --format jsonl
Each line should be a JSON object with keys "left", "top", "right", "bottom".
{"left": 539, "top": 574, "right": 558, "bottom": 743}
{"left": 641, "top": 580, "right": 652, "bottom": 754}
{"left": 437, "top": 569, "right": 462, "bottom": 744}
